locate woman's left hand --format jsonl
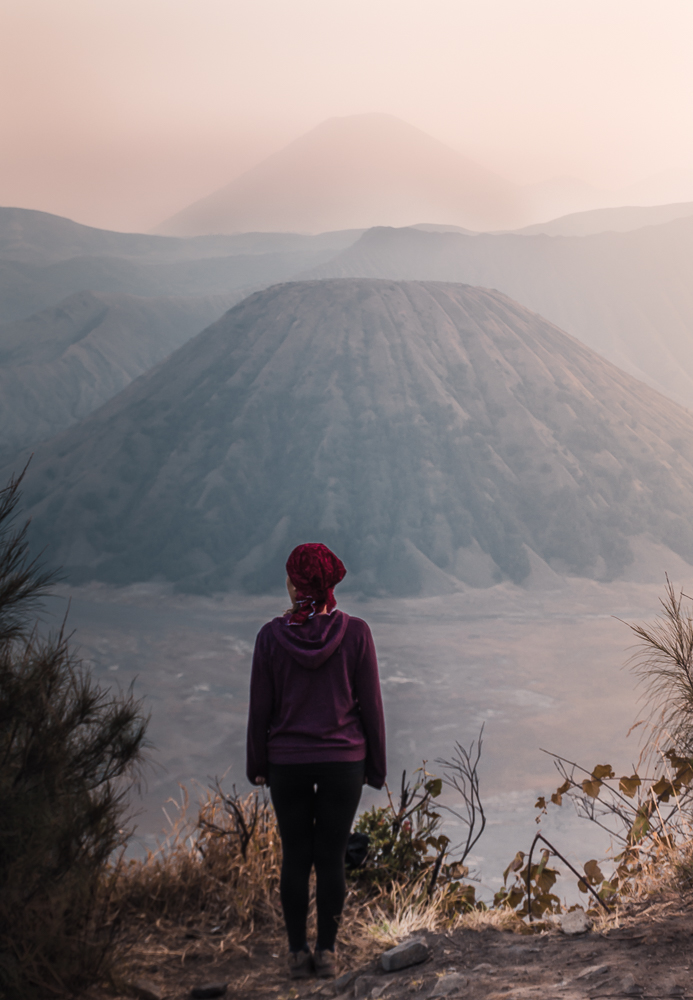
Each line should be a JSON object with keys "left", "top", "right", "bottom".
{"left": 255, "top": 776, "right": 267, "bottom": 785}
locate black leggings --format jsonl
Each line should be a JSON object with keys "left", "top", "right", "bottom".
{"left": 268, "top": 759, "right": 365, "bottom": 952}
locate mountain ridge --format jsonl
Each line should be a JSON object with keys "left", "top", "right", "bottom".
{"left": 302, "top": 220, "right": 693, "bottom": 409}
{"left": 13, "top": 279, "right": 693, "bottom": 595}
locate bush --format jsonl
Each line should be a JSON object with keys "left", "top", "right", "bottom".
{"left": 351, "top": 733, "right": 486, "bottom": 916}
{"left": 0, "top": 470, "right": 150, "bottom": 999}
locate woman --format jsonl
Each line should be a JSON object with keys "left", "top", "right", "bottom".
{"left": 246, "top": 543, "right": 386, "bottom": 979}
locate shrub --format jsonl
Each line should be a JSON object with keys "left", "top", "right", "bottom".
{"left": 351, "top": 733, "right": 486, "bottom": 915}
{"left": 0, "top": 470, "right": 150, "bottom": 999}
{"left": 626, "top": 575, "right": 693, "bottom": 760}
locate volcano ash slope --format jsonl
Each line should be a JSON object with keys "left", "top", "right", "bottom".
{"left": 14, "top": 279, "right": 693, "bottom": 594}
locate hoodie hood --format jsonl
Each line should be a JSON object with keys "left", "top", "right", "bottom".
{"left": 270, "top": 610, "right": 350, "bottom": 669}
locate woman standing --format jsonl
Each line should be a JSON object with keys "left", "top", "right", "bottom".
{"left": 246, "top": 543, "right": 386, "bottom": 980}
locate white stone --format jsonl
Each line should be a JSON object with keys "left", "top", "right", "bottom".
{"left": 560, "top": 908, "right": 593, "bottom": 935}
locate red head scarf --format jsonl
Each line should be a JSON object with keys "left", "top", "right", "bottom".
{"left": 285, "top": 543, "right": 346, "bottom": 626}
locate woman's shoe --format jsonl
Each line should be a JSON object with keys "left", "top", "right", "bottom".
{"left": 288, "top": 949, "right": 313, "bottom": 979}
{"left": 313, "top": 948, "right": 337, "bottom": 978}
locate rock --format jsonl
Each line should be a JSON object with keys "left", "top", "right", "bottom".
{"left": 560, "top": 908, "right": 593, "bottom": 935}
{"left": 189, "top": 986, "right": 228, "bottom": 1000}
{"left": 331, "top": 970, "right": 357, "bottom": 994}
{"left": 369, "top": 986, "right": 393, "bottom": 999}
{"left": 381, "top": 938, "right": 430, "bottom": 972}
{"left": 353, "top": 976, "right": 380, "bottom": 998}
{"left": 429, "top": 972, "right": 468, "bottom": 996}
{"left": 575, "top": 964, "right": 610, "bottom": 981}
{"left": 471, "top": 963, "right": 497, "bottom": 974}
{"left": 128, "top": 981, "right": 165, "bottom": 1000}
{"left": 621, "top": 974, "right": 644, "bottom": 996}
{"left": 666, "top": 986, "right": 685, "bottom": 997}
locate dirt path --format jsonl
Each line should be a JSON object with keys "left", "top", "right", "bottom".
{"left": 102, "top": 899, "right": 693, "bottom": 1000}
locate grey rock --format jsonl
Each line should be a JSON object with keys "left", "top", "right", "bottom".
{"left": 666, "top": 985, "right": 685, "bottom": 997}
{"left": 332, "top": 969, "right": 356, "bottom": 993}
{"left": 471, "top": 962, "right": 496, "bottom": 974}
{"left": 189, "top": 985, "right": 228, "bottom": 1000}
{"left": 381, "top": 937, "right": 430, "bottom": 972}
{"left": 353, "top": 976, "right": 380, "bottom": 998}
{"left": 560, "top": 908, "right": 593, "bottom": 935}
{"left": 128, "top": 981, "right": 164, "bottom": 1000}
{"left": 429, "top": 972, "right": 468, "bottom": 996}
{"left": 369, "top": 985, "right": 393, "bottom": 999}
{"left": 621, "top": 974, "right": 644, "bottom": 996}
{"left": 575, "top": 964, "right": 610, "bottom": 981}
{"left": 330, "top": 970, "right": 357, "bottom": 995}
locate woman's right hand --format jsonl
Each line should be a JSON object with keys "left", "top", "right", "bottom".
{"left": 255, "top": 776, "right": 267, "bottom": 785}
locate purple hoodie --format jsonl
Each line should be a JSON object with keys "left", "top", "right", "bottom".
{"left": 246, "top": 610, "right": 386, "bottom": 789}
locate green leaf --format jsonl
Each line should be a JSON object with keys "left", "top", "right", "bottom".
{"left": 503, "top": 851, "right": 525, "bottom": 884}
{"left": 426, "top": 778, "right": 443, "bottom": 798}
{"left": 629, "top": 810, "right": 651, "bottom": 843}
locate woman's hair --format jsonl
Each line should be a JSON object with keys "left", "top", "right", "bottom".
{"left": 284, "top": 543, "right": 346, "bottom": 626}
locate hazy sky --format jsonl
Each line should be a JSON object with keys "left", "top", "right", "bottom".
{"left": 2, "top": 0, "right": 693, "bottom": 232}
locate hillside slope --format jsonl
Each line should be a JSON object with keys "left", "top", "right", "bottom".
{"left": 305, "top": 221, "right": 693, "bottom": 408}
{"left": 511, "top": 200, "right": 693, "bottom": 237}
{"left": 13, "top": 280, "right": 693, "bottom": 594}
{"left": 0, "top": 205, "right": 361, "bottom": 264}
{"left": 0, "top": 291, "right": 235, "bottom": 462}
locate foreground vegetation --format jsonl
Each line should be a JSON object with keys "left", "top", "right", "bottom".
{"left": 0, "top": 472, "right": 149, "bottom": 999}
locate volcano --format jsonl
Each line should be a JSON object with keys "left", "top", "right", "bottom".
{"left": 157, "top": 114, "right": 522, "bottom": 236}
{"left": 14, "top": 279, "right": 693, "bottom": 594}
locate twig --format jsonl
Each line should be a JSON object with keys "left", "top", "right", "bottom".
{"left": 525, "top": 833, "right": 610, "bottom": 922}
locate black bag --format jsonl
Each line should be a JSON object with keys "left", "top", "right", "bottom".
{"left": 345, "top": 831, "right": 370, "bottom": 870}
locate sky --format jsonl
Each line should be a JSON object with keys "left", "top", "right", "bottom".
{"left": 2, "top": 0, "right": 693, "bottom": 232}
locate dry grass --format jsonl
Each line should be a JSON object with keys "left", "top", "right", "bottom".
{"left": 621, "top": 837, "right": 693, "bottom": 902}
{"left": 109, "top": 783, "right": 693, "bottom": 984}
{"left": 108, "top": 783, "right": 488, "bottom": 976}
{"left": 346, "top": 872, "right": 507, "bottom": 950}
{"left": 109, "top": 785, "right": 283, "bottom": 933}
{"left": 350, "top": 879, "right": 454, "bottom": 948}
{"left": 454, "top": 908, "right": 527, "bottom": 934}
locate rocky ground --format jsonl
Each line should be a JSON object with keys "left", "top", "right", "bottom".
{"left": 100, "top": 898, "right": 693, "bottom": 1000}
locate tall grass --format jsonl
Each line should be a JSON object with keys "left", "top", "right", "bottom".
{"left": 111, "top": 785, "right": 283, "bottom": 932}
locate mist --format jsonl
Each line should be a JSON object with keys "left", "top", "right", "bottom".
{"left": 3, "top": 0, "right": 693, "bottom": 231}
